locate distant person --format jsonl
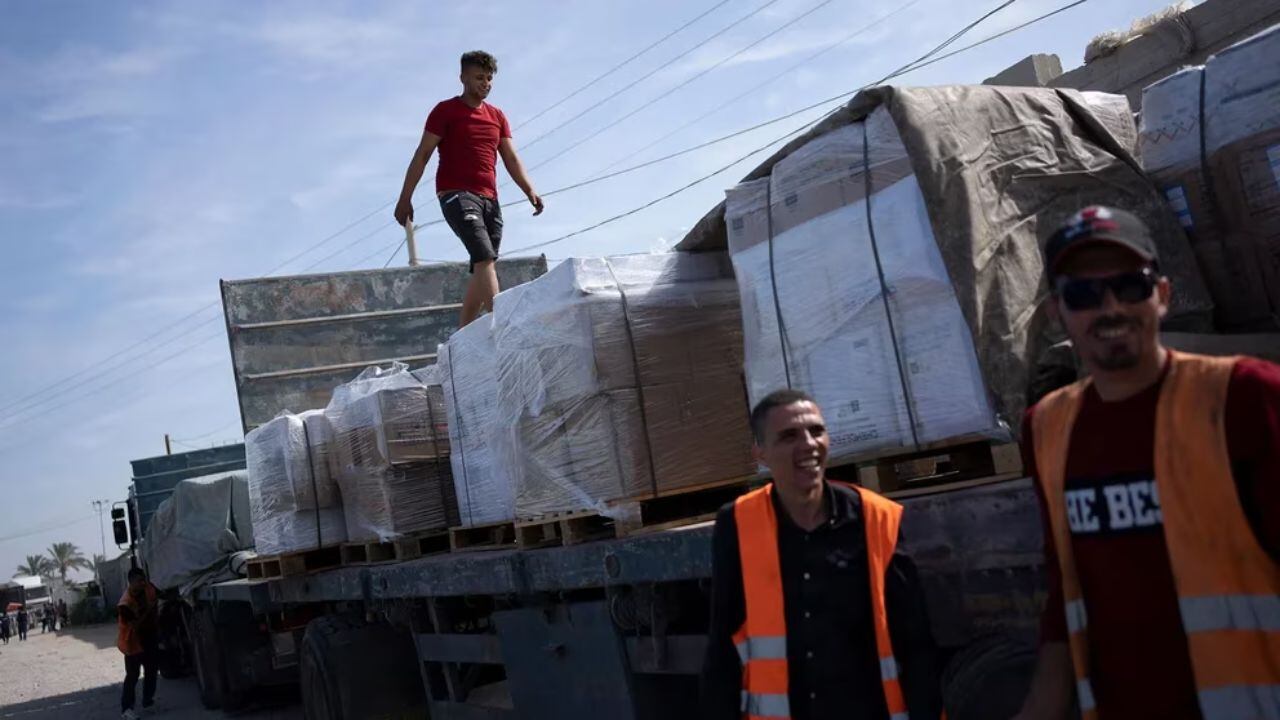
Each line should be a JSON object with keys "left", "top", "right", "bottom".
{"left": 1, "top": 612, "right": 10, "bottom": 644}
{"left": 701, "top": 389, "right": 942, "bottom": 719}
{"left": 58, "top": 599, "right": 69, "bottom": 629}
{"left": 16, "top": 606, "right": 28, "bottom": 641}
{"left": 118, "top": 568, "right": 159, "bottom": 719}
{"left": 1014, "top": 207, "right": 1280, "bottom": 719}
{"left": 40, "top": 607, "right": 49, "bottom": 633}
{"left": 394, "top": 50, "right": 544, "bottom": 328}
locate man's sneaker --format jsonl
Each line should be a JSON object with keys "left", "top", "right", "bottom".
{"left": 122, "top": 710, "right": 139, "bottom": 720}
{"left": 142, "top": 698, "right": 155, "bottom": 709}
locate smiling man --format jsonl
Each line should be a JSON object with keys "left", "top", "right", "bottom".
{"left": 701, "top": 389, "right": 941, "bottom": 720}
{"left": 1015, "top": 207, "right": 1280, "bottom": 720}
{"left": 394, "top": 50, "right": 543, "bottom": 328}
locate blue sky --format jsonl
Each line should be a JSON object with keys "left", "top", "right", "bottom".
{"left": 0, "top": 0, "right": 1178, "bottom": 577}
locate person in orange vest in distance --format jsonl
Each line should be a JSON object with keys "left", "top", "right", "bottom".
{"left": 118, "top": 567, "right": 159, "bottom": 720}
{"left": 701, "top": 389, "right": 942, "bottom": 719}
{"left": 1014, "top": 206, "right": 1280, "bottom": 720}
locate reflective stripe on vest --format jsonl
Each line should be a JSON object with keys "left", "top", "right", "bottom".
{"left": 1033, "top": 352, "right": 1280, "bottom": 720}
{"left": 733, "top": 482, "right": 909, "bottom": 719}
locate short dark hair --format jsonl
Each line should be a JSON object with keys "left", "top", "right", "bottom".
{"left": 750, "top": 389, "right": 816, "bottom": 444}
{"left": 127, "top": 568, "right": 146, "bottom": 582}
{"left": 461, "top": 50, "right": 498, "bottom": 74}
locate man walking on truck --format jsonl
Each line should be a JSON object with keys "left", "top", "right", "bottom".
{"left": 701, "top": 389, "right": 941, "bottom": 720}
{"left": 1014, "top": 206, "right": 1280, "bottom": 720}
{"left": 118, "top": 568, "right": 159, "bottom": 719}
{"left": 394, "top": 50, "right": 543, "bottom": 328}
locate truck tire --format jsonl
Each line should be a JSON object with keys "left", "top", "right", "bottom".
{"left": 185, "top": 604, "right": 224, "bottom": 709}
{"left": 300, "top": 615, "right": 426, "bottom": 720}
{"left": 942, "top": 633, "right": 1036, "bottom": 720}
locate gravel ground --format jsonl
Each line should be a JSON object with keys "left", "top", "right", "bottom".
{"left": 0, "top": 624, "right": 301, "bottom": 720}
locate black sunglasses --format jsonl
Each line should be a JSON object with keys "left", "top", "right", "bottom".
{"left": 1055, "top": 268, "right": 1157, "bottom": 312}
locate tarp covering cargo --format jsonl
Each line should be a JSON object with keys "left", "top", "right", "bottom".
{"left": 140, "top": 471, "right": 254, "bottom": 592}
{"left": 492, "top": 253, "right": 754, "bottom": 518}
{"left": 246, "top": 410, "right": 347, "bottom": 555}
{"left": 326, "top": 363, "right": 457, "bottom": 541}
{"left": 682, "top": 85, "right": 1213, "bottom": 433}
{"left": 437, "top": 319, "right": 516, "bottom": 527}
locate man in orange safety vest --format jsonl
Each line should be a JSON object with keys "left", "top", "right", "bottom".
{"left": 118, "top": 567, "right": 159, "bottom": 719}
{"left": 1014, "top": 206, "right": 1280, "bottom": 719}
{"left": 701, "top": 389, "right": 941, "bottom": 719}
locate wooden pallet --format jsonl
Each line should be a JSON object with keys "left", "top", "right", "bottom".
{"left": 246, "top": 545, "right": 342, "bottom": 580}
{"left": 839, "top": 440, "right": 1023, "bottom": 495}
{"left": 514, "top": 478, "right": 753, "bottom": 550}
{"left": 448, "top": 521, "right": 518, "bottom": 552}
{"left": 340, "top": 530, "right": 451, "bottom": 566}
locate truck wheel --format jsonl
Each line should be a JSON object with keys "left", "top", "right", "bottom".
{"left": 942, "top": 633, "right": 1036, "bottom": 720}
{"left": 300, "top": 615, "right": 425, "bottom": 720}
{"left": 185, "top": 604, "right": 224, "bottom": 709}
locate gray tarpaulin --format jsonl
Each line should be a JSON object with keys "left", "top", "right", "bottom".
{"left": 140, "top": 470, "right": 255, "bottom": 593}
{"left": 678, "top": 85, "right": 1213, "bottom": 432}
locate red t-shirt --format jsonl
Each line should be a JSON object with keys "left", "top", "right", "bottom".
{"left": 425, "top": 97, "right": 512, "bottom": 199}
{"left": 1022, "top": 356, "right": 1280, "bottom": 719}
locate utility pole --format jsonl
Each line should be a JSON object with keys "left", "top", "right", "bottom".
{"left": 91, "top": 499, "right": 110, "bottom": 596}
{"left": 164, "top": 433, "right": 172, "bottom": 455}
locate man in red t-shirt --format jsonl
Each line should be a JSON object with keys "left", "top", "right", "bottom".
{"left": 395, "top": 50, "right": 543, "bottom": 327}
{"left": 1014, "top": 207, "right": 1280, "bottom": 719}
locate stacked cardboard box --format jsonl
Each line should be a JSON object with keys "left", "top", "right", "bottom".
{"left": 326, "top": 364, "right": 458, "bottom": 542}
{"left": 436, "top": 319, "right": 516, "bottom": 527}
{"left": 725, "top": 109, "right": 1001, "bottom": 463}
{"left": 1139, "top": 24, "right": 1280, "bottom": 329}
{"left": 491, "top": 253, "right": 755, "bottom": 519}
{"left": 245, "top": 410, "right": 347, "bottom": 555}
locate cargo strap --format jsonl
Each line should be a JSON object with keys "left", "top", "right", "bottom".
{"left": 300, "top": 420, "right": 323, "bottom": 548}
{"left": 604, "top": 259, "right": 662, "bottom": 499}
{"left": 861, "top": 120, "right": 920, "bottom": 450}
{"left": 443, "top": 349, "right": 474, "bottom": 526}
{"left": 764, "top": 180, "right": 794, "bottom": 389}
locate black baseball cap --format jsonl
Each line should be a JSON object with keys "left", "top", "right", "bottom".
{"left": 1043, "top": 206, "right": 1159, "bottom": 280}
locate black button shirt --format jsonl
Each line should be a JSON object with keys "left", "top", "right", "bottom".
{"left": 700, "top": 482, "right": 941, "bottom": 720}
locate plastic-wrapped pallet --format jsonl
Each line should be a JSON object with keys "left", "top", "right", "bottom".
{"left": 1139, "top": 65, "right": 1269, "bottom": 329}
{"left": 326, "top": 363, "right": 458, "bottom": 542}
{"left": 492, "top": 253, "right": 754, "bottom": 519}
{"left": 725, "top": 107, "right": 1000, "bottom": 462}
{"left": 437, "top": 318, "right": 516, "bottom": 527}
{"left": 1203, "top": 24, "right": 1280, "bottom": 325}
{"left": 245, "top": 411, "right": 347, "bottom": 556}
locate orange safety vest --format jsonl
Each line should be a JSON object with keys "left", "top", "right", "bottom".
{"left": 1032, "top": 351, "right": 1280, "bottom": 719}
{"left": 117, "top": 584, "right": 158, "bottom": 656}
{"left": 732, "top": 482, "right": 909, "bottom": 720}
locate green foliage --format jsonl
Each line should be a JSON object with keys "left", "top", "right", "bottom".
{"left": 46, "top": 542, "right": 90, "bottom": 582}
{"left": 14, "top": 554, "right": 52, "bottom": 578}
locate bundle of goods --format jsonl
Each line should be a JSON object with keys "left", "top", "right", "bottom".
{"left": 140, "top": 470, "right": 255, "bottom": 593}
{"left": 245, "top": 410, "right": 347, "bottom": 556}
{"left": 1139, "top": 24, "right": 1280, "bottom": 329}
{"left": 491, "top": 252, "right": 755, "bottom": 519}
{"left": 436, "top": 319, "right": 516, "bottom": 527}
{"left": 325, "top": 363, "right": 457, "bottom": 542}
{"left": 712, "top": 85, "right": 1212, "bottom": 458}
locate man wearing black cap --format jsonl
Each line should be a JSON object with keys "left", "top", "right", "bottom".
{"left": 1014, "top": 206, "right": 1280, "bottom": 720}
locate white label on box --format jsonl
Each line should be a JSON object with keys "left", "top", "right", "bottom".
{"left": 1268, "top": 144, "right": 1280, "bottom": 189}
{"left": 1164, "top": 185, "right": 1194, "bottom": 229}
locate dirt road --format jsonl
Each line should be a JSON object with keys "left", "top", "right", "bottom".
{"left": 0, "top": 623, "right": 301, "bottom": 719}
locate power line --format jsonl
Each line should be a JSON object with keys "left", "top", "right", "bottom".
{"left": 520, "top": 0, "right": 840, "bottom": 180}
{"left": 380, "top": 0, "right": 1064, "bottom": 268}
{"left": 519, "top": 0, "right": 784, "bottom": 153}
{"left": 592, "top": 0, "right": 926, "bottom": 177}
{"left": 503, "top": 0, "right": 1036, "bottom": 257}
{"left": 0, "top": 514, "right": 97, "bottom": 545}
{"left": 514, "top": 0, "right": 733, "bottom": 131}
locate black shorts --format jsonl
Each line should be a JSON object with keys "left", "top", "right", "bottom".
{"left": 439, "top": 191, "right": 503, "bottom": 272}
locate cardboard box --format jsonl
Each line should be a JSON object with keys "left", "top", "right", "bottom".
{"left": 338, "top": 460, "right": 459, "bottom": 542}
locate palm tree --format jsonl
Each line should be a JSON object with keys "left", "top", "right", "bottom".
{"left": 46, "top": 542, "right": 90, "bottom": 583}
{"left": 15, "top": 554, "right": 51, "bottom": 578}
